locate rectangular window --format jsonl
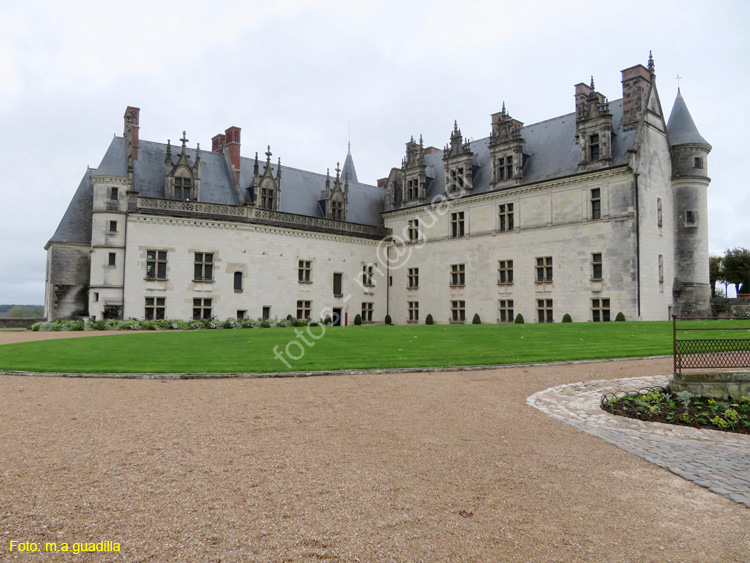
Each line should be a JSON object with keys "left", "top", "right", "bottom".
{"left": 261, "top": 188, "right": 274, "bottom": 209}
{"left": 408, "top": 267, "right": 419, "bottom": 289}
{"left": 298, "top": 260, "right": 312, "bottom": 283}
{"left": 450, "top": 264, "right": 465, "bottom": 287}
{"left": 93, "top": 292, "right": 99, "bottom": 302}
{"left": 592, "top": 253, "right": 603, "bottom": 280}
{"left": 407, "top": 219, "right": 419, "bottom": 243}
{"left": 590, "top": 134, "right": 600, "bottom": 161}
{"left": 408, "top": 301, "right": 419, "bottom": 323}
{"left": 498, "top": 203, "right": 514, "bottom": 232}
{"left": 498, "top": 260, "right": 514, "bottom": 284}
{"left": 174, "top": 177, "right": 192, "bottom": 201}
{"left": 296, "top": 300, "right": 312, "bottom": 320}
{"left": 194, "top": 253, "right": 214, "bottom": 281}
{"left": 592, "top": 298, "right": 611, "bottom": 322}
{"left": 262, "top": 306, "right": 271, "bottom": 320}
{"left": 110, "top": 187, "right": 118, "bottom": 200}
{"left": 657, "top": 197, "right": 663, "bottom": 227}
{"left": 331, "top": 200, "right": 344, "bottom": 221}
{"left": 659, "top": 254, "right": 664, "bottom": 283}
{"left": 237, "top": 310, "right": 246, "bottom": 320}
{"left": 333, "top": 273, "right": 343, "bottom": 297}
{"left": 693, "top": 157, "right": 703, "bottom": 169}
{"left": 591, "top": 188, "right": 601, "bottom": 220}
{"left": 146, "top": 250, "right": 167, "bottom": 280}
{"left": 536, "top": 257, "right": 553, "bottom": 282}
{"left": 686, "top": 210, "right": 696, "bottom": 225}
{"left": 108, "top": 252, "right": 116, "bottom": 266}
{"left": 362, "top": 265, "right": 375, "bottom": 287}
{"left": 496, "top": 156, "right": 513, "bottom": 181}
{"left": 361, "top": 302, "right": 374, "bottom": 323}
{"left": 145, "top": 297, "right": 166, "bottom": 320}
{"left": 451, "top": 211, "right": 465, "bottom": 238}
{"left": 192, "top": 298, "right": 212, "bottom": 320}
{"left": 505, "top": 155, "right": 513, "bottom": 179}
{"left": 234, "top": 271, "right": 243, "bottom": 291}
{"left": 451, "top": 300, "right": 466, "bottom": 323}
{"left": 109, "top": 220, "right": 117, "bottom": 232}
{"left": 537, "top": 299, "right": 553, "bottom": 323}
{"left": 499, "top": 299, "right": 514, "bottom": 323}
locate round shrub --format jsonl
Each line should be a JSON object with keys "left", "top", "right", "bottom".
{"left": 385, "top": 314, "right": 392, "bottom": 325}
{"left": 260, "top": 319, "right": 271, "bottom": 328}
{"left": 354, "top": 314, "right": 362, "bottom": 326}
{"left": 323, "top": 315, "right": 332, "bottom": 325}
{"left": 241, "top": 318, "right": 255, "bottom": 329}
{"left": 562, "top": 313, "right": 572, "bottom": 323}
{"left": 425, "top": 314, "right": 434, "bottom": 325}
{"left": 615, "top": 312, "right": 626, "bottom": 322}
{"left": 31, "top": 322, "right": 42, "bottom": 332}
{"left": 514, "top": 313, "right": 524, "bottom": 324}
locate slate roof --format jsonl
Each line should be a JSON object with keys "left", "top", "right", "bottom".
{"left": 46, "top": 168, "right": 94, "bottom": 247}
{"left": 667, "top": 90, "right": 711, "bottom": 147}
{"left": 341, "top": 143, "right": 358, "bottom": 184}
{"left": 395, "top": 98, "right": 636, "bottom": 209}
{"left": 48, "top": 137, "right": 385, "bottom": 246}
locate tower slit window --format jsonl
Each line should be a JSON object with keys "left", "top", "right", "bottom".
{"left": 592, "top": 253, "right": 603, "bottom": 280}
{"left": 591, "top": 188, "right": 601, "bottom": 220}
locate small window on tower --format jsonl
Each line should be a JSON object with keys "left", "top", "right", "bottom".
{"left": 693, "top": 157, "right": 703, "bottom": 169}
{"left": 686, "top": 210, "right": 696, "bottom": 225}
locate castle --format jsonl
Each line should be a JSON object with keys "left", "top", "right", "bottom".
{"left": 45, "top": 55, "right": 711, "bottom": 324}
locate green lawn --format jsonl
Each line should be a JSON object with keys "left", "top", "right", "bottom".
{"left": 1, "top": 321, "right": 749, "bottom": 374}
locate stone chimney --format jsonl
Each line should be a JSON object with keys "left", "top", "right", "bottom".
{"left": 225, "top": 126, "right": 241, "bottom": 182}
{"left": 124, "top": 106, "right": 140, "bottom": 159}
{"left": 621, "top": 63, "right": 652, "bottom": 131}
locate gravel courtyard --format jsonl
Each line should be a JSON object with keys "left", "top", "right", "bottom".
{"left": 0, "top": 333, "right": 748, "bottom": 562}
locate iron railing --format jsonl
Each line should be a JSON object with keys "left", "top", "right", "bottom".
{"left": 673, "top": 315, "right": 750, "bottom": 375}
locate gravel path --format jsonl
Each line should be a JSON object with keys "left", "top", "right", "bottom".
{"left": 0, "top": 334, "right": 748, "bottom": 561}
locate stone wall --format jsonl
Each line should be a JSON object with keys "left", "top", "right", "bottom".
{"left": 0, "top": 318, "right": 44, "bottom": 329}
{"left": 710, "top": 298, "right": 750, "bottom": 319}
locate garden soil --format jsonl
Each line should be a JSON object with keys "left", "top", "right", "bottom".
{"left": 0, "top": 331, "right": 748, "bottom": 562}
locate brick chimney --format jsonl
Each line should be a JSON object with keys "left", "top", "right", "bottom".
{"left": 621, "top": 64, "right": 652, "bottom": 131}
{"left": 225, "top": 126, "right": 241, "bottom": 181}
{"left": 211, "top": 133, "right": 226, "bottom": 153}
{"left": 124, "top": 106, "right": 140, "bottom": 159}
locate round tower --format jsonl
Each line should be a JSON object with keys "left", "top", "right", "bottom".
{"left": 668, "top": 89, "right": 712, "bottom": 316}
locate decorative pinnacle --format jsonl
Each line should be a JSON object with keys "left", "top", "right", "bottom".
{"left": 501, "top": 101, "right": 506, "bottom": 115}
{"left": 335, "top": 162, "right": 340, "bottom": 178}
{"left": 453, "top": 120, "right": 459, "bottom": 133}
{"left": 590, "top": 76, "right": 595, "bottom": 90}
{"left": 648, "top": 50, "right": 655, "bottom": 73}
{"left": 180, "top": 131, "right": 188, "bottom": 148}
{"left": 265, "top": 145, "right": 272, "bottom": 160}
{"left": 419, "top": 134, "right": 423, "bottom": 146}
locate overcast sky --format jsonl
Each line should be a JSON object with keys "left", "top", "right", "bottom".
{"left": 1, "top": 0, "right": 747, "bottom": 305}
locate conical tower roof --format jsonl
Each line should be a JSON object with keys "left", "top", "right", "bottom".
{"left": 341, "top": 142, "right": 358, "bottom": 184}
{"left": 667, "top": 90, "right": 711, "bottom": 148}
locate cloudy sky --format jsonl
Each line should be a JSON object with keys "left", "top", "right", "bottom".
{"left": 1, "top": 0, "right": 747, "bottom": 305}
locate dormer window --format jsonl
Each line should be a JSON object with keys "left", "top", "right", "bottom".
{"left": 496, "top": 155, "right": 513, "bottom": 181}
{"left": 260, "top": 186, "right": 275, "bottom": 209}
{"left": 174, "top": 176, "right": 192, "bottom": 200}
{"left": 406, "top": 178, "right": 419, "bottom": 201}
{"left": 331, "top": 200, "right": 344, "bottom": 221}
{"left": 589, "top": 134, "right": 600, "bottom": 161}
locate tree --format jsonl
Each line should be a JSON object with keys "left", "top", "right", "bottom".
{"left": 722, "top": 247, "right": 750, "bottom": 295}
{"left": 709, "top": 256, "right": 724, "bottom": 298}
{"left": 6, "top": 305, "right": 44, "bottom": 318}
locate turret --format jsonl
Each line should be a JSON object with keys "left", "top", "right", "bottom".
{"left": 668, "top": 89, "right": 712, "bottom": 316}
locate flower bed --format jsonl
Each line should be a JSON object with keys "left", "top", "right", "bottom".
{"left": 601, "top": 386, "right": 750, "bottom": 434}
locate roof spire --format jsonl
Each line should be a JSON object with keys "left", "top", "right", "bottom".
{"left": 501, "top": 101, "right": 506, "bottom": 115}
{"left": 590, "top": 75, "right": 595, "bottom": 90}
{"left": 648, "top": 50, "right": 655, "bottom": 74}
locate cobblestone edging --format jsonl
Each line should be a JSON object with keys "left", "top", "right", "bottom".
{"left": 528, "top": 376, "right": 750, "bottom": 508}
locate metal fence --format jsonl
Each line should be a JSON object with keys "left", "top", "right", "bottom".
{"left": 673, "top": 315, "right": 750, "bottom": 375}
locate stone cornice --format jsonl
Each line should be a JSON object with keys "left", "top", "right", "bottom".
{"left": 383, "top": 165, "right": 632, "bottom": 218}
{"left": 131, "top": 214, "right": 384, "bottom": 246}
{"left": 91, "top": 175, "right": 132, "bottom": 187}
{"left": 136, "top": 197, "right": 389, "bottom": 241}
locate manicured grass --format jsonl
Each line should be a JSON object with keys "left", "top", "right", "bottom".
{"left": 1, "top": 321, "right": 750, "bottom": 374}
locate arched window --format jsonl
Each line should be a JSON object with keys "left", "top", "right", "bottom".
{"left": 234, "top": 271, "right": 243, "bottom": 291}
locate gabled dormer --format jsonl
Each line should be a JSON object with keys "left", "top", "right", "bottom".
{"left": 489, "top": 103, "right": 525, "bottom": 186}
{"left": 164, "top": 131, "right": 201, "bottom": 201}
{"left": 575, "top": 77, "right": 613, "bottom": 169}
{"left": 323, "top": 163, "right": 348, "bottom": 221}
{"left": 401, "top": 135, "right": 428, "bottom": 205}
{"left": 443, "top": 121, "right": 474, "bottom": 195}
{"left": 253, "top": 146, "right": 282, "bottom": 210}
